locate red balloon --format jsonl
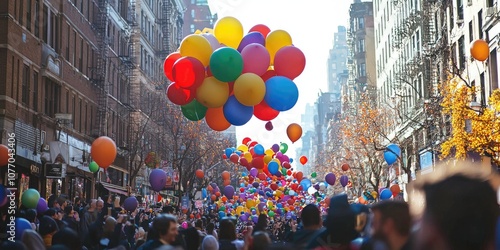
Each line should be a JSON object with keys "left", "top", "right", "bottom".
{"left": 228, "top": 81, "right": 235, "bottom": 96}
{"left": 222, "top": 154, "right": 227, "bottom": 159}
{"left": 282, "top": 162, "right": 291, "bottom": 169}
{"left": 270, "top": 183, "right": 278, "bottom": 190}
{"left": 265, "top": 121, "right": 273, "bottom": 131}
{"left": 242, "top": 137, "right": 252, "bottom": 145}
{"left": 166, "top": 82, "right": 194, "bottom": 105}
{"left": 296, "top": 171, "right": 303, "bottom": 181}
{"left": 240, "top": 158, "right": 249, "bottom": 167}
{"left": 260, "top": 70, "right": 277, "bottom": 82}
{"left": 172, "top": 57, "right": 206, "bottom": 89}
{"left": 195, "top": 169, "right": 204, "bottom": 179}
{"left": 254, "top": 100, "right": 279, "bottom": 121}
{"left": 163, "top": 52, "right": 182, "bottom": 81}
{"left": 252, "top": 157, "right": 265, "bottom": 169}
{"left": 249, "top": 24, "right": 271, "bottom": 38}
{"left": 341, "top": 163, "right": 350, "bottom": 171}
{"left": 229, "top": 153, "right": 239, "bottom": 164}
{"left": 0, "top": 145, "right": 9, "bottom": 167}
{"left": 248, "top": 141, "right": 258, "bottom": 148}
{"left": 258, "top": 172, "right": 267, "bottom": 180}
{"left": 274, "top": 46, "right": 306, "bottom": 80}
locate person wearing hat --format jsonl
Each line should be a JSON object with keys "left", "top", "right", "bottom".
{"left": 22, "top": 229, "right": 46, "bottom": 250}
{"left": 39, "top": 215, "right": 59, "bottom": 248}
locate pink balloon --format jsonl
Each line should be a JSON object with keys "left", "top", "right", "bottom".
{"left": 241, "top": 43, "right": 270, "bottom": 76}
{"left": 274, "top": 46, "right": 306, "bottom": 80}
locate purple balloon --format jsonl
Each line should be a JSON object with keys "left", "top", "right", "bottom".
{"left": 281, "top": 155, "right": 290, "bottom": 163}
{"left": 237, "top": 32, "right": 265, "bottom": 52}
{"left": 149, "top": 169, "right": 167, "bottom": 192}
{"left": 223, "top": 185, "right": 235, "bottom": 198}
{"left": 252, "top": 215, "right": 259, "bottom": 223}
{"left": 123, "top": 197, "right": 139, "bottom": 212}
{"left": 258, "top": 202, "right": 266, "bottom": 211}
{"left": 340, "top": 175, "right": 349, "bottom": 187}
{"left": 325, "top": 173, "right": 336, "bottom": 185}
{"left": 250, "top": 168, "right": 258, "bottom": 177}
{"left": 240, "top": 214, "right": 248, "bottom": 221}
{"left": 271, "top": 144, "right": 280, "bottom": 152}
{"left": 36, "top": 198, "right": 48, "bottom": 214}
{"left": 276, "top": 152, "right": 283, "bottom": 158}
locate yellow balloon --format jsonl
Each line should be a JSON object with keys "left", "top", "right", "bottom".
{"left": 246, "top": 199, "right": 256, "bottom": 209}
{"left": 266, "top": 30, "right": 293, "bottom": 65}
{"left": 214, "top": 16, "right": 244, "bottom": 49}
{"left": 196, "top": 77, "right": 229, "bottom": 108}
{"left": 265, "top": 149, "right": 274, "bottom": 157}
{"left": 237, "top": 144, "right": 249, "bottom": 152}
{"left": 244, "top": 152, "right": 253, "bottom": 162}
{"left": 179, "top": 34, "right": 213, "bottom": 66}
{"left": 263, "top": 155, "right": 272, "bottom": 164}
{"left": 275, "top": 190, "right": 283, "bottom": 197}
{"left": 233, "top": 73, "right": 266, "bottom": 106}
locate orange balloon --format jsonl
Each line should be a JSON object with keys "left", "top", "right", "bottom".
{"left": 359, "top": 196, "right": 368, "bottom": 205}
{"left": 207, "top": 185, "right": 213, "bottom": 191}
{"left": 91, "top": 136, "right": 117, "bottom": 168}
{"left": 215, "top": 191, "right": 221, "bottom": 197}
{"left": 299, "top": 156, "right": 308, "bottom": 165}
{"left": 222, "top": 171, "right": 230, "bottom": 180}
{"left": 205, "top": 107, "right": 231, "bottom": 131}
{"left": 223, "top": 179, "right": 231, "bottom": 186}
{"left": 0, "top": 145, "right": 9, "bottom": 166}
{"left": 287, "top": 123, "right": 303, "bottom": 143}
{"left": 221, "top": 196, "right": 228, "bottom": 202}
{"left": 470, "top": 39, "right": 489, "bottom": 61}
{"left": 195, "top": 169, "right": 204, "bottom": 179}
{"left": 211, "top": 195, "right": 216, "bottom": 201}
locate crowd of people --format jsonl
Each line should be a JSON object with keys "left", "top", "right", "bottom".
{"left": 0, "top": 169, "right": 499, "bottom": 250}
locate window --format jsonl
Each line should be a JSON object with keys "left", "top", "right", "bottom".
{"left": 480, "top": 72, "right": 485, "bottom": 106}
{"left": 478, "top": 10, "right": 483, "bottom": 39}
{"left": 22, "top": 64, "right": 30, "bottom": 106}
{"left": 85, "top": 104, "right": 88, "bottom": 134}
{"left": 19, "top": 0, "right": 24, "bottom": 25}
{"left": 358, "top": 17, "right": 364, "bottom": 29}
{"left": 456, "top": 0, "right": 464, "bottom": 20}
{"left": 359, "top": 63, "right": 366, "bottom": 77}
{"left": 43, "top": 78, "right": 60, "bottom": 116}
{"left": 27, "top": 0, "right": 32, "bottom": 31}
{"left": 66, "top": 90, "right": 69, "bottom": 113}
{"left": 79, "top": 99, "right": 82, "bottom": 132}
{"left": 43, "top": 5, "right": 48, "bottom": 42}
{"left": 469, "top": 21, "right": 473, "bottom": 42}
{"left": 33, "top": 71, "right": 38, "bottom": 111}
{"left": 72, "top": 95, "right": 76, "bottom": 125}
{"left": 490, "top": 49, "right": 498, "bottom": 91}
{"left": 458, "top": 35, "right": 465, "bottom": 70}
{"left": 190, "top": 24, "right": 195, "bottom": 33}
{"left": 34, "top": 0, "right": 39, "bottom": 37}
{"left": 79, "top": 38, "right": 83, "bottom": 71}
{"left": 191, "top": 9, "right": 195, "bottom": 19}
{"left": 358, "top": 39, "right": 365, "bottom": 52}
{"left": 471, "top": 80, "right": 476, "bottom": 101}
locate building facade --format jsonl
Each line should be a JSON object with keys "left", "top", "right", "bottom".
{"left": 0, "top": 0, "right": 184, "bottom": 204}
{"left": 182, "top": 0, "right": 216, "bottom": 35}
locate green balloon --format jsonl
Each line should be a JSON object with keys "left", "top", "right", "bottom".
{"left": 21, "top": 189, "right": 40, "bottom": 209}
{"left": 181, "top": 99, "right": 207, "bottom": 121}
{"left": 281, "top": 167, "right": 287, "bottom": 175}
{"left": 268, "top": 211, "right": 275, "bottom": 217}
{"left": 311, "top": 172, "right": 317, "bottom": 178}
{"left": 89, "top": 161, "right": 99, "bottom": 173}
{"left": 209, "top": 47, "right": 243, "bottom": 82}
{"left": 279, "top": 143, "right": 288, "bottom": 154}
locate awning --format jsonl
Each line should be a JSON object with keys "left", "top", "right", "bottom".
{"left": 99, "top": 183, "right": 128, "bottom": 196}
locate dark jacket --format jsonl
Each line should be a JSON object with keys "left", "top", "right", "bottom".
{"left": 137, "top": 239, "right": 164, "bottom": 250}
{"left": 293, "top": 229, "right": 320, "bottom": 248}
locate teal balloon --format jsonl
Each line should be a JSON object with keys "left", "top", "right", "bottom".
{"left": 264, "top": 76, "right": 299, "bottom": 111}
{"left": 21, "top": 189, "right": 40, "bottom": 209}
{"left": 210, "top": 47, "right": 243, "bottom": 82}
{"left": 89, "top": 161, "right": 99, "bottom": 173}
{"left": 181, "top": 99, "right": 207, "bottom": 121}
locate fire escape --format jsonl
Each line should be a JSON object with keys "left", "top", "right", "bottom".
{"left": 160, "top": 0, "right": 173, "bottom": 59}
{"left": 92, "top": 0, "right": 110, "bottom": 137}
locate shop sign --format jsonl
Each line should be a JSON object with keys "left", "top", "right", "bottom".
{"left": 30, "top": 164, "right": 40, "bottom": 175}
{"left": 46, "top": 164, "right": 63, "bottom": 178}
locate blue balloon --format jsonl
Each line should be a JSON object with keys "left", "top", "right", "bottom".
{"left": 384, "top": 144, "right": 401, "bottom": 165}
{"left": 15, "top": 218, "right": 32, "bottom": 240}
{"left": 254, "top": 144, "right": 265, "bottom": 156}
{"left": 219, "top": 211, "right": 226, "bottom": 219}
{"left": 225, "top": 148, "right": 233, "bottom": 158}
{"left": 264, "top": 76, "right": 299, "bottom": 111}
{"left": 223, "top": 96, "right": 253, "bottom": 126}
{"left": 289, "top": 158, "right": 294, "bottom": 163}
{"left": 202, "top": 188, "right": 207, "bottom": 199}
{"left": 380, "top": 188, "right": 393, "bottom": 200}
{"left": 268, "top": 161, "right": 279, "bottom": 175}
{"left": 300, "top": 178, "right": 312, "bottom": 190}
{"left": 237, "top": 32, "right": 265, "bottom": 52}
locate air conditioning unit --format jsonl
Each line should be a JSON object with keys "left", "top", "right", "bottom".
{"left": 486, "top": 6, "right": 498, "bottom": 17}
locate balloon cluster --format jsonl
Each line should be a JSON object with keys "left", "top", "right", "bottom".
{"left": 164, "top": 17, "right": 306, "bottom": 131}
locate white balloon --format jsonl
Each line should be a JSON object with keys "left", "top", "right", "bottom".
{"left": 307, "top": 186, "right": 317, "bottom": 195}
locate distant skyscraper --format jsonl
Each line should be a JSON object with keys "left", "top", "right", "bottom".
{"left": 327, "top": 26, "right": 348, "bottom": 93}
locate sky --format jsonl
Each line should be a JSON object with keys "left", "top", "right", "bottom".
{"left": 207, "top": 0, "right": 351, "bottom": 159}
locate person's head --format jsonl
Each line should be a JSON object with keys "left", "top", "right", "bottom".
{"left": 90, "top": 199, "right": 97, "bottom": 209}
{"left": 301, "top": 204, "right": 321, "bottom": 229}
{"left": 96, "top": 199, "right": 104, "bottom": 212}
{"left": 52, "top": 227, "right": 82, "bottom": 250}
{"left": 64, "top": 205, "right": 74, "bottom": 216}
{"left": 47, "top": 194, "right": 57, "bottom": 209}
{"left": 201, "top": 235, "right": 218, "bottom": 250}
{"left": 25, "top": 209, "right": 37, "bottom": 223}
{"left": 39, "top": 215, "right": 59, "bottom": 236}
{"left": 195, "top": 219, "right": 203, "bottom": 229}
{"left": 153, "top": 214, "right": 179, "bottom": 244}
{"left": 56, "top": 195, "right": 68, "bottom": 209}
{"left": 416, "top": 174, "right": 499, "bottom": 250}
{"left": 21, "top": 229, "right": 45, "bottom": 250}
{"left": 370, "top": 200, "right": 411, "bottom": 244}
{"left": 324, "top": 194, "right": 358, "bottom": 244}
{"left": 218, "top": 218, "right": 237, "bottom": 241}
{"left": 74, "top": 197, "right": 81, "bottom": 206}
{"left": 135, "top": 227, "right": 146, "bottom": 240}
{"left": 252, "top": 231, "right": 272, "bottom": 250}
{"left": 257, "top": 214, "right": 268, "bottom": 228}
{"left": 206, "top": 222, "right": 215, "bottom": 234}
